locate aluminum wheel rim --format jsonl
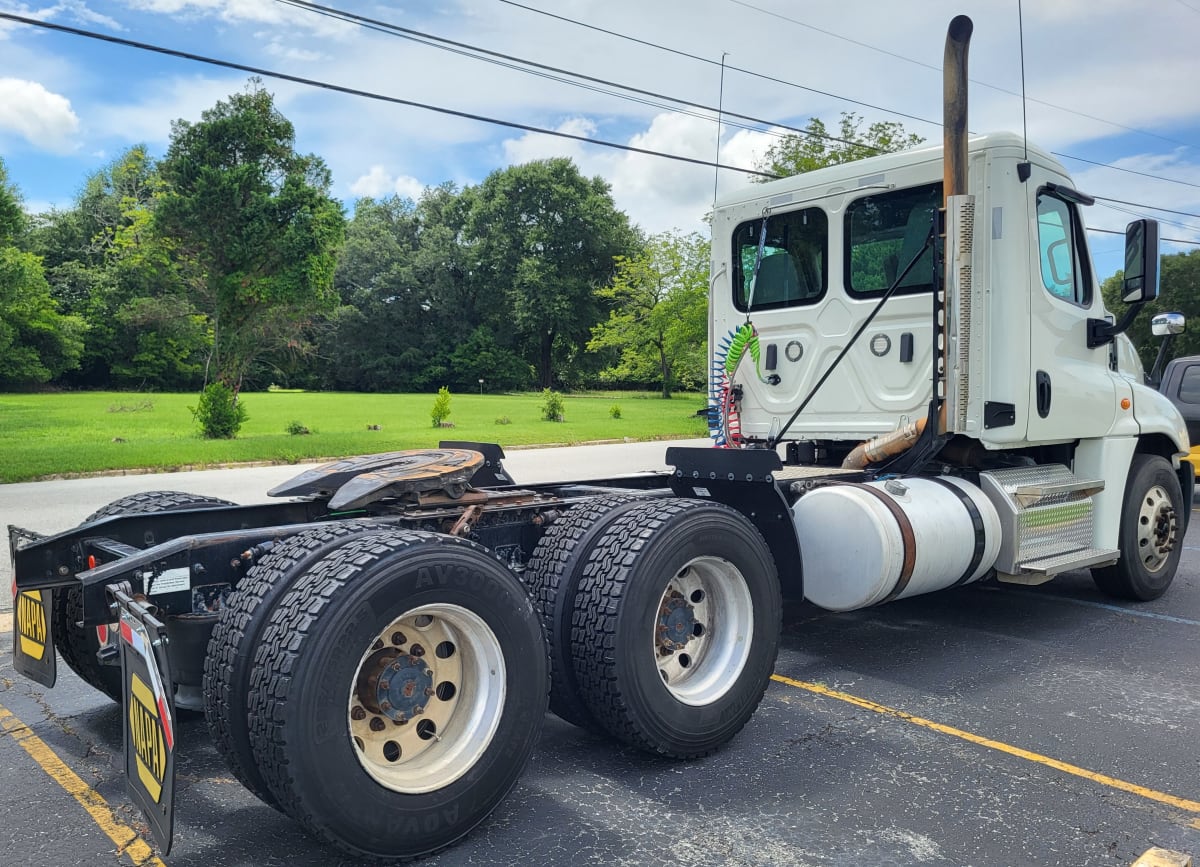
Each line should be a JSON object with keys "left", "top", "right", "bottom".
{"left": 652, "top": 555, "right": 753, "bottom": 707}
{"left": 347, "top": 603, "right": 506, "bottom": 794}
{"left": 1137, "top": 484, "right": 1177, "bottom": 573}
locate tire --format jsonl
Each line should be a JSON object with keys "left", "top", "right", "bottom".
{"left": 1092, "top": 453, "right": 1184, "bottom": 601}
{"left": 524, "top": 494, "right": 648, "bottom": 728}
{"left": 53, "top": 491, "right": 233, "bottom": 702}
{"left": 203, "top": 522, "right": 375, "bottom": 806}
{"left": 246, "top": 530, "right": 548, "bottom": 861}
{"left": 570, "top": 498, "right": 781, "bottom": 758}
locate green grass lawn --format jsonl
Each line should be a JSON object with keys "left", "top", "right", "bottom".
{"left": 0, "top": 390, "right": 709, "bottom": 483}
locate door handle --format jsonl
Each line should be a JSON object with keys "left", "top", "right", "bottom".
{"left": 1036, "top": 370, "right": 1052, "bottom": 418}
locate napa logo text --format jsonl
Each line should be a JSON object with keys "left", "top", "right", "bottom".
{"left": 16, "top": 591, "right": 47, "bottom": 661}
{"left": 128, "top": 672, "right": 167, "bottom": 802}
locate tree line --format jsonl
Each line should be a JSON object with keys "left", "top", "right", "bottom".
{"left": 0, "top": 80, "right": 711, "bottom": 403}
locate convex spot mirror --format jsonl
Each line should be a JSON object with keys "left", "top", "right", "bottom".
{"left": 1122, "top": 219, "right": 1160, "bottom": 304}
{"left": 1151, "top": 312, "right": 1186, "bottom": 337}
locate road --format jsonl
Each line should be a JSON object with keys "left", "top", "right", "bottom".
{"left": 2, "top": 443, "right": 1198, "bottom": 866}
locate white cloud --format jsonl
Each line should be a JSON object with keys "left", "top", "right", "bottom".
{"left": 86, "top": 74, "right": 250, "bottom": 144}
{"left": 263, "top": 38, "right": 326, "bottom": 63}
{"left": 118, "top": 0, "right": 354, "bottom": 36}
{"left": 0, "top": 78, "right": 79, "bottom": 151}
{"left": 349, "top": 165, "right": 424, "bottom": 201}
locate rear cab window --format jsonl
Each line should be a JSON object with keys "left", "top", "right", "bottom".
{"left": 732, "top": 207, "right": 827, "bottom": 312}
{"left": 845, "top": 182, "right": 942, "bottom": 296}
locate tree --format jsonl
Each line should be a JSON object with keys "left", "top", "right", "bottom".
{"left": 0, "top": 246, "right": 86, "bottom": 388}
{"left": 754, "top": 112, "right": 924, "bottom": 180}
{"left": 30, "top": 148, "right": 210, "bottom": 389}
{"left": 0, "top": 159, "right": 85, "bottom": 389}
{"left": 0, "top": 160, "right": 28, "bottom": 246}
{"left": 588, "top": 231, "right": 708, "bottom": 397}
{"left": 464, "top": 159, "right": 638, "bottom": 389}
{"left": 156, "top": 80, "right": 345, "bottom": 397}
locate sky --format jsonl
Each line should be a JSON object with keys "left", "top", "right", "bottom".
{"left": 1, "top": 0, "right": 1199, "bottom": 282}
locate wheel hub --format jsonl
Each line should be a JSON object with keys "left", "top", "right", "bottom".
{"left": 1139, "top": 484, "right": 1178, "bottom": 572}
{"left": 656, "top": 593, "right": 697, "bottom": 653}
{"left": 372, "top": 654, "right": 435, "bottom": 722}
{"left": 347, "top": 603, "right": 506, "bottom": 794}
{"left": 651, "top": 556, "right": 755, "bottom": 708}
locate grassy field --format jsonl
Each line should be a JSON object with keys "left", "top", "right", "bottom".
{"left": 0, "top": 390, "right": 709, "bottom": 483}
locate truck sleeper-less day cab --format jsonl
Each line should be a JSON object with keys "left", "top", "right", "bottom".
{"left": 8, "top": 15, "right": 1190, "bottom": 862}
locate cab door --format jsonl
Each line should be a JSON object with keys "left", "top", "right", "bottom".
{"left": 1025, "top": 175, "right": 1118, "bottom": 442}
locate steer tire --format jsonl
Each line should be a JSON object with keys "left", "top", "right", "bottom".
{"left": 570, "top": 498, "right": 780, "bottom": 759}
{"left": 524, "top": 494, "right": 649, "bottom": 728}
{"left": 246, "top": 530, "right": 548, "bottom": 862}
{"left": 203, "top": 522, "right": 375, "bottom": 807}
{"left": 1092, "top": 453, "right": 1184, "bottom": 601}
{"left": 53, "top": 490, "right": 233, "bottom": 702}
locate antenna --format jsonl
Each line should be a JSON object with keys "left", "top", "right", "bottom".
{"left": 713, "top": 51, "right": 729, "bottom": 206}
{"left": 1017, "top": 0, "right": 1031, "bottom": 182}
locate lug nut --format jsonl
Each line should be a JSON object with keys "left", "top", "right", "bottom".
{"left": 380, "top": 700, "right": 392, "bottom": 711}
{"left": 379, "top": 680, "right": 390, "bottom": 691}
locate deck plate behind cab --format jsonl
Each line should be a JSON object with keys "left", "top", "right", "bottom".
{"left": 268, "top": 449, "right": 486, "bottom": 510}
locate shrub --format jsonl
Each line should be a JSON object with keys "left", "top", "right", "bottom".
{"left": 431, "top": 386, "right": 452, "bottom": 427}
{"left": 192, "top": 382, "right": 248, "bottom": 439}
{"left": 609, "top": 403, "right": 622, "bottom": 420}
{"left": 286, "top": 420, "right": 310, "bottom": 435}
{"left": 541, "top": 388, "right": 565, "bottom": 422}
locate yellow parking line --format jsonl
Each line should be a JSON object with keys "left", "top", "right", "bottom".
{"left": 772, "top": 674, "right": 1200, "bottom": 818}
{"left": 0, "top": 705, "right": 166, "bottom": 867}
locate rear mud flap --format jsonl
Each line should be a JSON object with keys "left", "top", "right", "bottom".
{"left": 115, "top": 587, "right": 177, "bottom": 855}
{"left": 12, "top": 588, "right": 56, "bottom": 688}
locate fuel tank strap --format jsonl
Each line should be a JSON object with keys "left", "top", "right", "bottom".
{"left": 840, "top": 483, "right": 916, "bottom": 603}
{"left": 926, "top": 476, "right": 987, "bottom": 587}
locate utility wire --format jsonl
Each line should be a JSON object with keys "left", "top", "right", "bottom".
{"left": 1087, "top": 226, "right": 1200, "bottom": 247}
{"left": 495, "top": 0, "right": 942, "bottom": 130}
{"left": 0, "top": 11, "right": 781, "bottom": 179}
{"left": 1052, "top": 152, "right": 1200, "bottom": 192}
{"left": 724, "top": 0, "right": 1199, "bottom": 152}
{"left": 497, "top": 0, "right": 1200, "bottom": 192}
{"left": 6, "top": 11, "right": 1195, "bottom": 225}
{"left": 274, "top": 0, "right": 866, "bottom": 151}
{"left": 1092, "top": 195, "right": 1200, "bottom": 221}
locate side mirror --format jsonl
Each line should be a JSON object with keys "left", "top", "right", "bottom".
{"left": 1122, "top": 219, "right": 1160, "bottom": 303}
{"left": 1151, "top": 312, "right": 1186, "bottom": 337}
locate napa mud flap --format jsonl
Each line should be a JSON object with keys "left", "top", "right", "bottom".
{"left": 12, "top": 587, "right": 57, "bottom": 687}
{"left": 114, "top": 586, "right": 177, "bottom": 855}
{"left": 9, "top": 525, "right": 57, "bottom": 688}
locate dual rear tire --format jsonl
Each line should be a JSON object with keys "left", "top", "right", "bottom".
{"left": 528, "top": 497, "right": 781, "bottom": 758}
{"left": 206, "top": 528, "right": 547, "bottom": 861}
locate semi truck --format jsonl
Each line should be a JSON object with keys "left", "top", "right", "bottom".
{"left": 8, "top": 14, "right": 1191, "bottom": 863}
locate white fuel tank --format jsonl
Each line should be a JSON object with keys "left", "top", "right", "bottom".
{"left": 792, "top": 476, "right": 1001, "bottom": 612}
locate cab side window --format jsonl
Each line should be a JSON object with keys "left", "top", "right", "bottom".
{"left": 1036, "top": 192, "right": 1092, "bottom": 306}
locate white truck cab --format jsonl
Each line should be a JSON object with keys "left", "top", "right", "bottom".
{"left": 707, "top": 114, "right": 1190, "bottom": 609}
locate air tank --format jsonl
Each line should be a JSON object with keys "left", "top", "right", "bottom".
{"left": 791, "top": 476, "right": 1000, "bottom": 612}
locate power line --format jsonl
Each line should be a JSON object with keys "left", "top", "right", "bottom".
{"left": 274, "top": 0, "right": 868, "bottom": 151}
{"left": 724, "top": 0, "right": 1200, "bottom": 152}
{"left": 495, "top": 0, "right": 944, "bottom": 130}
{"left": 1092, "top": 195, "right": 1200, "bottom": 221}
{"left": 7, "top": 10, "right": 1196, "bottom": 228}
{"left": 0, "top": 11, "right": 781, "bottom": 179}
{"left": 495, "top": 0, "right": 1200, "bottom": 196}
{"left": 1087, "top": 226, "right": 1200, "bottom": 247}
{"left": 1052, "top": 152, "right": 1200, "bottom": 192}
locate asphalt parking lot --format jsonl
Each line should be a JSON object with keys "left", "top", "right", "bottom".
{"left": 1, "top": 461, "right": 1198, "bottom": 866}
